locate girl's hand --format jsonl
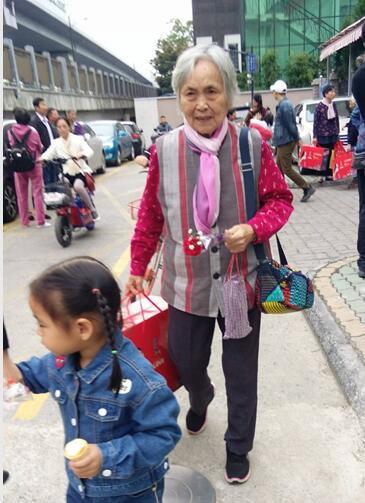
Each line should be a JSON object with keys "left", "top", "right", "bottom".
{"left": 69, "top": 444, "right": 102, "bottom": 479}
{"left": 224, "top": 224, "right": 256, "bottom": 253}
{"left": 124, "top": 275, "right": 144, "bottom": 296}
{"left": 3, "top": 350, "right": 23, "bottom": 383}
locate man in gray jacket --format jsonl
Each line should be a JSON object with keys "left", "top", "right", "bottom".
{"left": 271, "top": 80, "right": 315, "bottom": 202}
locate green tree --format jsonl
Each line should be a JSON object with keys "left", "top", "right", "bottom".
{"left": 285, "top": 53, "right": 319, "bottom": 87}
{"left": 150, "top": 19, "right": 193, "bottom": 94}
{"left": 260, "top": 50, "right": 281, "bottom": 89}
{"left": 236, "top": 71, "right": 248, "bottom": 91}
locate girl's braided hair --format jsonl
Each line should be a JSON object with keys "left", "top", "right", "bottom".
{"left": 29, "top": 256, "right": 123, "bottom": 394}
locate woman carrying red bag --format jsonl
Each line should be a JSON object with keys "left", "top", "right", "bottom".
{"left": 313, "top": 84, "right": 340, "bottom": 181}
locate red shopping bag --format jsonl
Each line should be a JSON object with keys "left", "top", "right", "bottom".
{"left": 122, "top": 295, "right": 181, "bottom": 392}
{"left": 299, "top": 145, "right": 326, "bottom": 169}
{"left": 333, "top": 140, "right": 346, "bottom": 155}
{"left": 333, "top": 151, "right": 352, "bottom": 180}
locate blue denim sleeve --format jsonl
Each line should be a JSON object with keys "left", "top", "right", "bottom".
{"left": 97, "top": 385, "right": 181, "bottom": 476}
{"left": 17, "top": 354, "right": 52, "bottom": 393}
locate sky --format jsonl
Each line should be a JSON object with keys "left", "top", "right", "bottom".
{"left": 66, "top": 0, "right": 193, "bottom": 84}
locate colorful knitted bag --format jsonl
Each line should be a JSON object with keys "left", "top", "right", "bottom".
{"left": 239, "top": 128, "right": 314, "bottom": 314}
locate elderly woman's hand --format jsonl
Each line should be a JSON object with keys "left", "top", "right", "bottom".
{"left": 124, "top": 275, "right": 145, "bottom": 296}
{"left": 224, "top": 224, "right": 256, "bottom": 253}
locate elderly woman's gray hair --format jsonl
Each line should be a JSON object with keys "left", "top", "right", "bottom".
{"left": 172, "top": 44, "right": 238, "bottom": 107}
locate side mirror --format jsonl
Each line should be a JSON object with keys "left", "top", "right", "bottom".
{"left": 84, "top": 132, "right": 91, "bottom": 142}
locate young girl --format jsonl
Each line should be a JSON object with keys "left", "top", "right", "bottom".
{"left": 7, "top": 256, "right": 181, "bottom": 502}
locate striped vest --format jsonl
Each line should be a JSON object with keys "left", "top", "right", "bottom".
{"left": 157, "top": 123, "right": 263, "bottom": 317}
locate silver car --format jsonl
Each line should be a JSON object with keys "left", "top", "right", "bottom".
{"left": 80, "top": 122, "right": 106, "bottom": 174}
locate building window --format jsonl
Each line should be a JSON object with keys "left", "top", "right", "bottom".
{"left": 228, "top": 43, "right": 239, "bottom": 71}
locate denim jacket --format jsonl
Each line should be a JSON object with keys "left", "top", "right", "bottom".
{"left": 273, "top": 97, "right": 299, "bottom": 147}
{"left": 18, "top": 333, "right": 181, "bottom": 499}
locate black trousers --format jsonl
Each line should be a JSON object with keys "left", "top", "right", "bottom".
{"left": 168, "top": 305, "right": 261, "bottom": 455}
{"left": 358, "top": 168, "right": 365, "bottom": 272}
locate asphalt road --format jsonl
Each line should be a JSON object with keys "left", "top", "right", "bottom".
{"left": 3, "top": 162, "right": 365, "bottom": 503}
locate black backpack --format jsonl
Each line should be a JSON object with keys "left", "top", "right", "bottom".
{"left": 6, "top": 129, "right": 35, "bottom": 173}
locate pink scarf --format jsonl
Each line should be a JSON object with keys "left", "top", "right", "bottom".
{"left": 322, "top": 98, "right": 336, "bottom": 120}
{"left": 184, "top": 118, "right": 229, "bottom": 235}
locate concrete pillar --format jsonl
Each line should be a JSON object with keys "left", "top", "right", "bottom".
{"left": 96, "top": 69, "right": 104, "bottom": 95}
{"left": 3, "top": 38, "right": 20, "bottom": 86}
{"left": 121, "top": 78, "right": 126, "bottom": 97}
{"left": 80, "top": 64, "right": 90, "bottom": 93}
{"left": 24, "top": 45, "right": 40, "bottom": 88}
{"left": 89, "top": 67, "right": 97, "bottom": 94}
{"left": 42, "top": 51, "right": 55, "bottom": 89}
{"left": 56, "top": 56, "right": 70, "bottom": 91}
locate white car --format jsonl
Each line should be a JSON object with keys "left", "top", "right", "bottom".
{"left": 80, "top": 122, "right": 106, "bottom": 174}
{"left": 293, "top": 97, "right": 351, "bottom": 161}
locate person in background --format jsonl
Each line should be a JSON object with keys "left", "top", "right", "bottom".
{"left": 8, "top": 108, "right": 49, "bottom": 228}
{"left": 351, "top": 22, "right": 365, "bottom": 279}
{"left": 46, "top": 107, "right": 60, "bottom": 129}
{"left": 313, "top": 84, "right": 340, "bottom": 181}
{"left": 4, "top": 257, "right": 181, "bottom": 502}
{"left": 156, "top": 115, "right": 172, "bottom": 133}
{"left": 227, "top": 108, "right": 237, "bottom": 121}
{"left": 126, "top": 44, "right": 293, "bottom": 484}
{"left": 40, "top": 117, "right": 99, "bottom": 220}
{"left": 66, "top": 109, "right": 85, "bottom": 136}
{"left": 245, "top": 94, "right": 267, "bottom": 127}
{"left": 271, "top": 79, "right": 315, "bottom": 202}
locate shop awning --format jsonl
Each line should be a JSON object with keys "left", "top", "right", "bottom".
{"left": 320, "top": 16, "right": 365, "bottom": 61}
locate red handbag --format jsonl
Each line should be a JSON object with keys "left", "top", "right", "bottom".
{"left": 299, "top": 145, "right": 325, "bottom": 169}
{"left": 122, "top": 295, "right": 181, "bottom": 392}
{"left": 333, "top": 151, "right": 352, "bottom": 180}
{"left": 84, "top": 172, "right": 95, "bottom": 192}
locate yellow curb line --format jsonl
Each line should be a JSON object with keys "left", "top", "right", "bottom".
{"left": 12, "top": 393, "right": 49, "bottom": 420}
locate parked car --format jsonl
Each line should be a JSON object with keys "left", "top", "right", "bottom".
{"left": 233, "top": 105, "right": 251, "bottom": 127}
{"left": 87, "top": 120, "right": 134, "bottom": 166}
{"left": 79, "top": 122, "right": 106, "bottom": 173}
{"left": 120, "top": 121, "right": 146, "bottom": 156}
{"left": 293, "top": 96, "right": 351, "bottom": 162}
{"left": 3, "top": 120, "right": 18, "bottom": 223}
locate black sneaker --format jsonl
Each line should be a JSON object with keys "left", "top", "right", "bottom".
{"left": 91, "top": 210, "right": 100, "bottom": 221}
{"left": 359, "top": 269, "right": 365, "bottom": 279}
{"left": 301, "top": 185, "right": 315, "bottom": 202}
{"left": 186, "top": 385, "right": 215, "bottom": 435}
{"left": 225, "top": 447, "right": 250, "bottom": 484}
{"left": 3, "top": 470, "right": 9, "bottom": 484}
{"left": 45, "top": 214, "right": 52, "bottom": 220}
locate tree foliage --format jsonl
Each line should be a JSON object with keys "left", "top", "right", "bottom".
{"left": 260, "top": 50, "right": 281, "bottom": 89}
{"left": 285, "top": 53, "right": 319, "bottom": 87}
{"left": 150, "top": 19, "right": 193, "bottom": 94}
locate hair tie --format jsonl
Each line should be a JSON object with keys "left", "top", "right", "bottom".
{"left": 111, "top": 349, "right": 118, "bottom": 355}
{"left": 92, "top": 288, "right": 100, "bottom": 295}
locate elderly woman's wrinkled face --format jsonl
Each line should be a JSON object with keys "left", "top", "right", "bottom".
{"left": 180, "top": 59, "right": 229, "bottom": 137}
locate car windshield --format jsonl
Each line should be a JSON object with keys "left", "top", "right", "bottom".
{"left": 89, "top": 123, "right": 114, "bottom": 136}
{"left": 306, "top": 100, "right": 350, "bottom": 122}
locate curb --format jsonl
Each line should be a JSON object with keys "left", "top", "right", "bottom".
{"left": 304, "top": 292, "right": 365, "bottom": 431}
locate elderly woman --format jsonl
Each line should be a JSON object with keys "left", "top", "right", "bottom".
{"left": 126, "top": 45, "right": 293, "bottom": 484}
{"left": 313, "top": 84, "right": 340, "bottom": 180}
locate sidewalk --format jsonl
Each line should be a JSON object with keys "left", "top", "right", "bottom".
{"left": 279, "top": 177, "right": 365, "bottom": 428}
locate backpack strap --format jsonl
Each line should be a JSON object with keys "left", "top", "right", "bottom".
{"left": 239, "top": 128, "right": 288, "bottom": 265}
{"left": 9, "top": 128, "right": 32, "bottom": 148}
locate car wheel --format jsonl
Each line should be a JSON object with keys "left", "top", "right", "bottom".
{"left": 128, "top": 145, "right": 135, "bottom": 161}
{"left": 55, "top": 215, "right": 72, "bottom": 247}
{"left": 3, "top": 179, "right": 18, "bottom": 223}
{"left": 98, "top": 154, "right": 106, "bottom": 174}
{"left": 115, "top": 148, "right": 122, "bottom": 166}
